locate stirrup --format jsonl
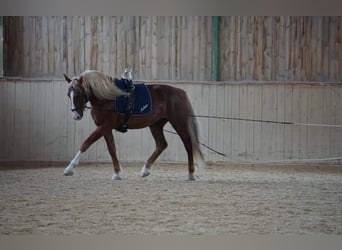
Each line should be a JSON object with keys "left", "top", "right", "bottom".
{"left": 116, "top": 124, "right": 128, "bottom": 133}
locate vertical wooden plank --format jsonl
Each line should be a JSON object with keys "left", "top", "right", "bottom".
{"left": 168, "top": 17, "right": 176, "bottom": 80}
{"left": 247, "top": 17, "right": 255, "bottom": 81}
{"left": 321, "top": 16, "right": 330, "bottom": 81}
{"left": 34, "top": 17, "right": 43, "bottom": 77}
{"left": 330, "top": 85, "right": 342, "bottom": 159}
{"left": 238, "top": 84, "right": 247, "bottom": 160}
{"left": 47, "top": 16, "right": 54, "bottom": 75}
{"left": 215, "top": 83, "right": 226, "bottom": 162}
{"left": 337, "top": 17, "right": 342, "bottom": 81}
{"left": 192, "top": 17, "right": 200, "bottom": 80}
{"left": 90, "top": 16, "right": 99, "bottom": 70}
{"left": 0, "top": 82, "right": 12, "bottom": 158}
{"left": 329, "top": 17, "right": 337, "bottom": 81}
{"left": 303, "top": 17, "right": 312, "bottom": 81}
{"left": 307, "top": 85, "right": 324, "bottom": 159}
{"left": 144, "top": 17, "right": 152, "bottom": 80}
{"left": 312, "top": 17, "right": 322, "bottom": 81}
{"left": 28, "top": 81, "right": 42, "bottom": 160}
{"left": 66, "top": 16, "right": 73, "bottom": 75}
{"left": 298, "top": 85, "right": 308, "bottom": 159}
{"left": 138, "top": 17, "right": 146, "bottom": 80}
{"left": 230, "top": 84, "right": 240, "bottom": 160}
{"left": 13, "top": 81, "right": 31, "bottom": 160}
{"left": 1, "top": 82, "right": 16, "bottom": 159}
{"left": 253, "top": 84, "right": 262, "bottom": 161}
{"left": 297, "top": 17, "right": 305, "bottom": 81}
{"left": 57, "top": 80, "right": 69, "bottom": 161}
{"left": 223, "top": 84, "right": 232, "bottom": 159}
{"left": 97, "top": 16, "right": 104, "bottom": 72}
{"left": 109, "top": 17, "right": 118, "bottom": 75}
{"left": 205, "top": 17, "right": 213, "bottom": 81}
{"left": 41, "top": 17, "right": 48, "bottom": 76}
{"left": 260, "top": 85, "right": 277, "bottom": 161}
{"left": 103, "top": 16, "right": 111, "bottom": 75}
{"left": 28, "top": 17, "right": 36, "bottom": 76}
{"left": 78, "top": 16, "right": 86, "bottom": 73}
{"left": 278, "top": 17, "right": 286, "bottom": 81}
{"left": 285, "top": 17, "right": 294, "bottom": 81}
{"left": 151, "top": 16, "right": 158, "bottom": 80}
{"left": 264, "top": 17, "right": 273, "bottom": 81}
{"left": 246, "top": 84, "right": 255, "bottom": 160}
{"left": 43, "top": 81, "right": 54, "bottom": 161}
{"left": 276, "top": 84, "right": 285, "bottom": 161}
{"left": 156, "top": 17, "right": 169, "bottom": 80}
{"left": 0, "top": 82, "right": 7, "bottom": 157}
{"left": 84, "top": 16, "right": 91, "bottom": 71}
{"left": 207, "top": 83, "right": 217, "bottom": 162}
{"left": 291, "top": 85, "right": 300, "bottom": 160}
{"left": 240, "top": 17, "right": 248, "bottom": 80}
{"left": 254, "top": 16, "right": 264, "bottom": 80}
{"left": 219, "top": 17, "right": 230, "bottom": 81}
{"left": 54, "top": 16, "right": 63, "bottom": 76}
{"left": 199, "top": 17, "right": 208, "bottom": 80}
{"left": 283, "top": 84, "right": 293, "bottom": 160}
{"left": 235, "top": 17, "right": 241, "bottom": 80}
{"left": 321, "top": 85, "right": 332, "bottom": 158}
{"left": 50, "top": 81, "right": 61, "bottom": 160}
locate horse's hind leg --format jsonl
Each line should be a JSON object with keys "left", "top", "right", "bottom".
{"left": 169, "top": 119, "right": 195, "bottom": 181}
{"left": 141, "top": 119, "right": 168, "bottom": 177}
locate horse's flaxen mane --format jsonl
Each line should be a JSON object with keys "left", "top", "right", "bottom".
{"left": 80, "top": 70, "right": 126, "bottom": 100}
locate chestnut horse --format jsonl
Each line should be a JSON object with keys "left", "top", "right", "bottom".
{"left": 63, "top": 70, "right": 205, "bottom": 180}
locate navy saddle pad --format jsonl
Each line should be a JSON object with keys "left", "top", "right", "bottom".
{"left": 114, "top": 80, "right": 152, "bottom": 115}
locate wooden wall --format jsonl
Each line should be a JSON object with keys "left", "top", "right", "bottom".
{"left": 3, "top": 16, "right": 213, "bottom": 80}
{"left": 218, "top": 16, "right": 342, "bottom": 81}
{"left": 3, "top": 16, "right": 342, "bottom": 81}
{"left": 1, "top": 79, "right": 342, "bottom": 164}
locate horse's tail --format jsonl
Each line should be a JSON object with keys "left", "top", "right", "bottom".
{"left": 187, "top": 98, "right": 206, "bottom": 170}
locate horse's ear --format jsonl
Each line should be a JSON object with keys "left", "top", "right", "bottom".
{"left": 63, "top": 74, "right": 72, "bottom": 83}
{"left": 78, "top": 76, "right": 83, "bottom": 84}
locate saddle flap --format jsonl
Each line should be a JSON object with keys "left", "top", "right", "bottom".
{"left": 114, "top": 82, "right": 152, "bottom": 115}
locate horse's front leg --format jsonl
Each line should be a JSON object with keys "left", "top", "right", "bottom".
{"left": 103, "top": 130, "right": 122, "bottom": 180}
{"left": 64, "top": 126, "right": 104, "bottom": 176}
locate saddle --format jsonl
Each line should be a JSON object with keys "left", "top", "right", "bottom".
{"left": 113, "top": 78, "right": 152, "bottom": 133}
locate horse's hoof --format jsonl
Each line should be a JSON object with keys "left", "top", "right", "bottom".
{"left": 187, "top": 174, "right": 195, "bottom": 181}
{"left": 63, "top": 171, "right": 74, "bottom": 176}
{"left": 112, "top": 174, "right": 122, "bottom": 181}
{"left": 141, "top": 172, "right": 150, "bottom": 178}
{"left": 141, "top": 165, "right": 151, "bottom": 178}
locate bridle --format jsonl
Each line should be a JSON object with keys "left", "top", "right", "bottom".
{"left": 68, "top": 77, "right": 89, "bottom": 113}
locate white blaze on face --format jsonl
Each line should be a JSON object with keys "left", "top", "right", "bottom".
{"left": 70, "top": 90, "right": 81, "bottom": 120}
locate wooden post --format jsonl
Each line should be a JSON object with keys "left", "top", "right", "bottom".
{"left": 212, "top": 16, "right": 219, "bottom": 81}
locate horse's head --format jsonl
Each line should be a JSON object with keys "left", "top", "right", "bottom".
{"left": 64, "top": 74, "right": 88, "bottom": 120}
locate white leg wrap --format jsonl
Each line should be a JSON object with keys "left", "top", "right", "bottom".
{"left": 141, "top": 164, "right": 151, "bottom": 177}
{"left": 64, "top": 151, "right": 82, "bottom": 176}
{"left": 188, "top": 172, "right": 195, "bottom": 181}
{"left": 112, "top": 165, "right": 123, "bottom": 180}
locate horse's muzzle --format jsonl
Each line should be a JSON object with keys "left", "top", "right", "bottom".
{"left": 72, "top": 111, "right": 83, "bottom": 120}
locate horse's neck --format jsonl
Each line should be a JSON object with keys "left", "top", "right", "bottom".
{"left": 89, "top": 95, "right": 113, "bottom": 110}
